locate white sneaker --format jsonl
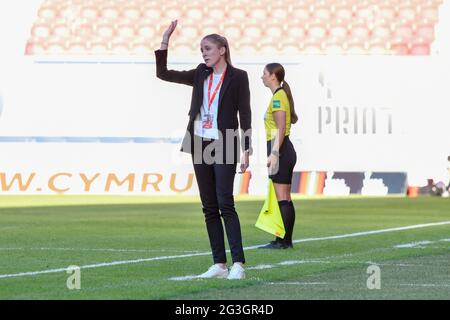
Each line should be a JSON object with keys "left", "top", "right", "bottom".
{"left": 227, "top": 263, "right": 245, "bottom": 280}
{"left": 197, "top": 264, "right": 229, "bottom": 279}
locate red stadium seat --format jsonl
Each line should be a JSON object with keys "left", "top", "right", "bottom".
{"left": 371, "top": 23, "right": 392, "bottom": 41}
{"left": 328, "top": 20, "right": 349, "bottom": 40}
{"left": 121, "top": 6, "right": 141, "bottom": 21}
{"left": 53, "top": 23, "right": 71, "bottom": 38}
{"left": 410, "top": 37, "right": 430, "bottom": 55}
{"left": 242, "top": 23, "right": 263, "bottom": 39}
{"left": 281, "top": 41, "right": 302, "bottom": 55}
{"left": 111, "top": 41, "right": 130, "bottom": 55}
{"left": 345, "top": 39, "right": 367, "bottom": 54}
{"left": 335, "top": 5, "right": 353, "bottom": 21}
{"left": 307, "top": 22, "right": 327, "bottom": 40}
{"left": 90, "top": 41, "right": 109, "bottom": 55}
{"left": 80, "top": 6, "right": 99, "bottom": 21}
{"left": 131, "top": 42, "right": 153, "bottom": 55}
{"left": 38, "top": 5, "right": 58, "bottom": 20}
{"left": 223, "top": 23, "right": 242, "bottom": 42}
{"left": 264, "top": 23, "right": 284, "bottom": 38}
{"left": 136, "top": 23, "right": 157, "bottom": 39}
{"left": 415, "top": 22, "right": 435, "bottom": 42}
{"left": 248, "top": 5, "right": 267, "bottom": 21}
{"left": 141, "top": 5, "right": 161, "bottom": 21}
{"left": 393, "top": 22, "right": 414, "bottom": 41}
{"left": 377, "top": 5, "right": 396, "bottom": 21}
{"left": 164, "top": 5, "right": 184, "bottom": 21}
{"left": 178, "top": 23, "right": 199, "bottom": 42}
{"left": 354, "top": 5, "right": 374, "bottom": 21}
{"left": 25, "top": 42, "right": 46, "bottom": 55}
{"left": 116, "top": 23, "right": 136, "bottom": 39}
{"left": 397, "top": 5, "right": 417, "bottom": 22}
{"left": 185, "top": 5, "right": 204, "bottom": 20}
{"left": 96, "top": 23, "right": 115, "bottom": 39}
{"left": 290, "top": 4, "right": 311, "bottom": 20}
{"left": 390, "top": 38, "right": 410, "bottom": 55}
{"left": 171, "top": 42, "right": 196, "bottom": 56}
{"left": 72, "top": 23, "right": 94, "bottom": 38}
{"left": 67, "top": 41, "right": 87, "bottom": 55}
{"left": 100, "top": 6, "right": 120, "bottom": 20}
{"left": 228, "top": 5, "right": 247, "bottom": 20}
{"left": 31, "top": 22, "right": 52, "bottom": 39}
{"left": 286, "top": 22, "right": 307, "bottom": 40}
{"left": 349, "top": 22, "right": 370, "bottom": 40}
{"left": 419, "top": 5, "right": 439, "bottom": 23}
{"left": 302, "top": 39, "right": 323, "bottom": 54}
{"left": 56, "top": 5, "right": 73, "bottom": 20}
{"left": 324, "top": 39, "right": 346, "bottom": 54}
{"left": 201, "top": 23, "right": 221, "bottom": 36}
{"left": 206, "top": 5, "right": 224, "bottom": 20}
{"left": 311, "top": 5, "right": 332, "bottom": 21}
{"left": 259, "top": 42, "right": 280, "bottom": 56}
{"left": 368, "top": 37, "right": 390, "bottom": 54}
{"left": 270, "top": 5, "right": 289, "bottom": 20}
{"left": 410, "top": 43, "right": 430, "bottom": 55}
{"left": 47, "top": 41, "right": 66, "bottom": 54}
{"left": 237, "top": 40, "right": 258, "bottom": 56}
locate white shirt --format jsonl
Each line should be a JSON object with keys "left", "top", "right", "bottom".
{"left": 194, "top": 72, "right": 223, "bottom": 140}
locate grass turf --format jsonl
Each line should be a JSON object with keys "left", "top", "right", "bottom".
{"left": 0, "top": 195, "right": 449, "bottom": 299}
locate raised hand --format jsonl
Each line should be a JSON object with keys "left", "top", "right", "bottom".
{"left": 162, "top": 20, "right": 177, "bottom": 43}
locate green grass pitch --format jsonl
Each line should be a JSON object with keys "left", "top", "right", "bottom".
{"left": 0, "top": 195, "right": 449, "bottom": 299}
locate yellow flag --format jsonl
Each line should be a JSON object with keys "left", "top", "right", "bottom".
{"left": 255, "top": 179, "right": 285, "bottom": 238}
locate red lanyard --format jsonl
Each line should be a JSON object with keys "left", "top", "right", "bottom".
{"left": 207, "top": 69, "right": 226, "bottom": 112}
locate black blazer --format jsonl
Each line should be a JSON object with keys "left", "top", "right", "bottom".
{"left": 155, "top": 49, "right": 252, "bottom": 164}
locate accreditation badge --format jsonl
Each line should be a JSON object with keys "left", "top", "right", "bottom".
{"left": 202, "top": 113, "right": 213, "bottom": 129}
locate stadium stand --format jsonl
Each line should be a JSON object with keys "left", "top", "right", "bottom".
{"left": 25, "top": 0, "right": 444, "bottom": 56}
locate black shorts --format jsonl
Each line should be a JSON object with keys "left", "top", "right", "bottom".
{"left": 267, "top": 136, "right": 297, "bottom": 184}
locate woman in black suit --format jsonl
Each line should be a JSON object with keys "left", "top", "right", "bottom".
{"left": 155, "top": 20, "right": 252, "bottom": 280}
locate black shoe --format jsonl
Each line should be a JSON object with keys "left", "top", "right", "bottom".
{"left": 259, "top": 240, "right": 291, "bottom": 249}
{"left": 273, "top": 238, "right": 294, "bottom": 248}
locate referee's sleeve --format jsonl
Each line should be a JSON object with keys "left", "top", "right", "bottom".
{"left": 270, "top": 92, "right": 288, "bottom": 113}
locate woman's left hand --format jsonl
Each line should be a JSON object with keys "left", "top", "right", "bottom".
{"left": 267, "top": 154, "right": 279, "bottom": 175}
{"left": 240, "top": 152, "right": 250, "bottom": 173}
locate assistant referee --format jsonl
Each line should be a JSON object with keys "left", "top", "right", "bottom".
{"left": 260, "top": 63, "right": 298, "bottom": 249}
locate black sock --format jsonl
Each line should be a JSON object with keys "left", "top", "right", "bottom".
{"left": 278, "top": 200, "right": 295, "bottom": 244}
{"left": 287, "top": 201, "right": 296, "bottom": 243}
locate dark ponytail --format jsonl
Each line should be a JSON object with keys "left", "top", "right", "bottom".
{"left": 265, "top": 63, "right": 298, "bottom": 124}
{"left": 281, "top": 80, "right": 298, "bottom": 124}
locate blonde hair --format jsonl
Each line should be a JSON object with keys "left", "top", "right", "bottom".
{"left": 202, "top": 34, "right": 233, "bottom": 66}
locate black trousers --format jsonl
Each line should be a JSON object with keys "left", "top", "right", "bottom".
{"left": 192, "top": 141, "right": 245, "bottom": 264}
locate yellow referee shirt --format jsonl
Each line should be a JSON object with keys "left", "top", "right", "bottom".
{"left": 264, "top": 88, "right": 291, "bottom": 141}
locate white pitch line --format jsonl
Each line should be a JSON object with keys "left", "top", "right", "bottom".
{"left": 169, "top": 258, "right": 423, "bottom": 280}
{"left": 0, "top": 247, "right": 202, "bottom": 254}
{"left": 267, "top": 281, "right": 328, "bottom": 286}
{"left": 0, "top": 252, "right": 211, "bottom": 279}
{"left": 169, "top": 275, "right": 199, "bottom": 281}
{"left": 242, "top": 221, "right": 450, "bottom": 250}
{"left": 2, "top": 220, "right": 450, "bottom": 280}
{"left": 400, "top": 283, "right": 450, "bottom": 288}
{"left": 288, "top": 221, "right": 450, "bottom": 246}
{"left": 394, "top": 241, "right": 434, "bottom": 248}
{"left": 394, "top": 237, "right": 450, "bottom": 249}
